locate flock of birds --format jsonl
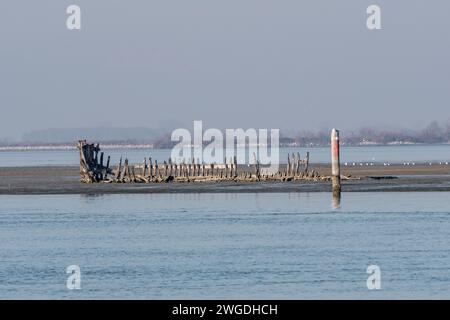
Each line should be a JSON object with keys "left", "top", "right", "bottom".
{"left": 343, "top": 161, "right": 449, "bottom": 167}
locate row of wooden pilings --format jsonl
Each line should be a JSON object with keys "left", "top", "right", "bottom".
{"left": 111, "top": 152, "right": 313, "bottom": 183}
{"left": 115, "top": 157, "right": 239, "bottom": 183}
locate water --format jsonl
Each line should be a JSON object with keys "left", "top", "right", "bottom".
{"left": 0, "top": 145, "right": 449, "bottom": 167}
{"left": 1, "top": 192, "right": 449, "bottom": 299}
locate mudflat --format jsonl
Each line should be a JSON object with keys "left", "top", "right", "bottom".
{"left": 0, "top": 164, "right": 449, "bottom": 195}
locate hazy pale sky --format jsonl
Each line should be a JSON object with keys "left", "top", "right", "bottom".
{"left": 1, "top": 1, "right": 449, "bottom": 139}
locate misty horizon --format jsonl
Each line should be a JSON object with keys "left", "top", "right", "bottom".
{"left": 0, "top": 119, "right": 448, "bottom": 147}
{"left": 1, "top": 1, "right": 450, "bottom": 139}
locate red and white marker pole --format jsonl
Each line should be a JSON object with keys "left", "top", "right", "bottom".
{"left": 331, "top": 129, "right": 341, "bottom": 197}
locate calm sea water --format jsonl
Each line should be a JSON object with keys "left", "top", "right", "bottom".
{"left": 1, "top": 192, "right": 449, "bottom": 299}
{"left": 0, "top": 145, "right": 449, "bottom": 167}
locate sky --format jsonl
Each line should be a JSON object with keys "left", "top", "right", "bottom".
{"left": 0, "top": 1, "right": 449, "bottom": 140}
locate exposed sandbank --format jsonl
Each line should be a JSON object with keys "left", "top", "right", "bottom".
{"left": 0, "top": 164, "right": 449, "bottom": 195}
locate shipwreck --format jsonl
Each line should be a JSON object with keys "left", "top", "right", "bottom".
{"left": 77, "top": 140, "right": 326, "bottom": 184}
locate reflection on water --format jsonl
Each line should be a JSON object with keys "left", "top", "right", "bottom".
{"left": 0, "top": 192, "right": 450, "bottom": 299}
{"left": 332, "top": 192, "right": 341, "bottom": 210}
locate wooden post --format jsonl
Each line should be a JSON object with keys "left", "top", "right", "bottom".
{"left": 305, "top": 151, "right": 310, "bottom": 174}
{"left": 163, "top": 160, "right": 168, "bottom": 177}
{"left": 256, "top": 159, "right": 260, "bottom": 180}
{"left": 182, "top": 159, "right": 186, "bottom": 177}
{"left": 292, "top": 153, "right": 296, "bottom": 175}
{"left": 167, "top": 159, "right": 171, "bottom": 177}
{"left": 286, "top": 153, "right": 291, "bottom": 175}
{"left": 131, "top": 166, "right": 136, "bottom": 182}
{"left": 116, "top": 157, "right": 122, "bottom": 180}
{"left": 94, "top": 145, "right": 98, "bottom": 166}
{"left": 143, "top": 158, "right": 147, "bottom": 177}
{"left": 186, "top": 159, "right": 190, "bottom": 177}
{"left": 224, "top": 157, "right": 228, "bottom": 178}
{"left": 105, "top": 156, "right": 110, "bottom": 179}
{"left": 252, "top": 152, "right": 260, "bottom": 181}
{"left": 149, "top": 157, "right": 153, "bottom": 179}
{"left": 124, "top": 159, "right": 130, "bottom": 181}
{"left": 296, "top": 152, "right": 301, "bottom": 175}
{"left": 293, "top": 153, "right": 297, "bottom": 176}
{"left": 331, "top": 129, "right": 341, "bottom": 197}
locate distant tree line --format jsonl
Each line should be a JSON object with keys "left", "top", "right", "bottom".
{"left": 293, "top": 120, "right": 450, "bottom": 146}
{"left": 151, "top": 120, "right": 450, "bottom": 148}
{"left": 2, "top": 120, "right": 449, "bottom": 148}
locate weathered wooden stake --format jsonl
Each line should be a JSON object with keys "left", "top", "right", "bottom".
{"left": 286, "top": 153, "right": 291, "bottom": 175}
{"left": 197, "top": 158, "right": 201, "bottom": 177}
{"left": 123, "top": 159, "right": 130, "bottom": 181}
{"left": 116, "top": 157, "right": 123, "bottom": 180}
{"left": 291, "top": 153, "right": 295, "bottom": 175}
{"left": 305, "top": 151, "right": 310, "bottom": 174}
{"left": 296, "top": 152, "right": 301, "bottom": 175}
{"left": 131, "top": 166, "right": 136, "bottom": 182}
{"left": 143, "top": 158, "right": 147, "bottom": 176}
{"left": 105, "top": 156, "right": 110, "bottom": 179}
{"left": 149, "top": 157, "right": 153, "bottom": 179}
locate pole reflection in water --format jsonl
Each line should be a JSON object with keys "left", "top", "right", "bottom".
{"left": 332, "top": 191, "right": 341, "bottom": 210}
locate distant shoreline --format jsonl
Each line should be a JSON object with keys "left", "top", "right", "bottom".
{"left": 0, "top": 144, "right": 155, "bottom": 151}
{"left": 0, "top": 143, "right": 449, "bottom": 152}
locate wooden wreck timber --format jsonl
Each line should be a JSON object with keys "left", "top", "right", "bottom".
{"left": 77, "top": 140, "right": 330, "bottom": 184}
{"left": 77, "top": 140, "right": 112, "bottom": 183}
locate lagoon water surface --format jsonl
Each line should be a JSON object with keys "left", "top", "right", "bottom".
{"left": 1, "top": 145, "right": 449, "bottom": 167}
{"left": 1, "top": 192, "right": 450, "bottom": 299}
